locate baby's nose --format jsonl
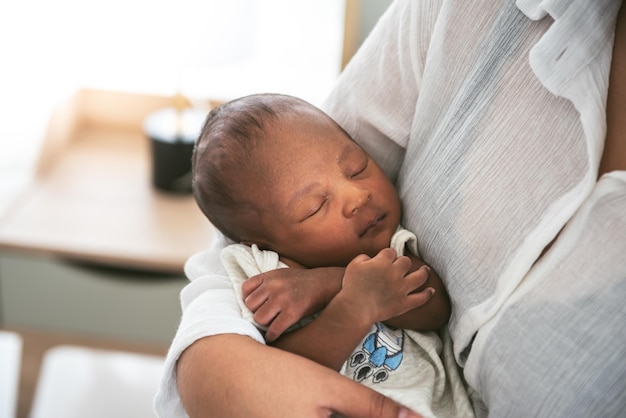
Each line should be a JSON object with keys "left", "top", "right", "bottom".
{"left": 342, "top": 185, "right": 371, "bottom": 217}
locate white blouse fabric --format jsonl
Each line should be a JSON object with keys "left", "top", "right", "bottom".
{"left": 155, "top": 1, "right": 625, "bottom": 417}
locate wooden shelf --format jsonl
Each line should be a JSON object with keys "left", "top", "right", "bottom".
{"left": 0, "top": 89, "right": 216, "bottom": 274}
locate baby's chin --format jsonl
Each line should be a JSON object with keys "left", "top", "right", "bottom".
{"left": 363, "top": 233, "right": 398, "bottom": 258}
{"left": 378, "top": 226, "right": 398, "bottom": 250}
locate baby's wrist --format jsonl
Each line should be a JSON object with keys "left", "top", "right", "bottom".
{"left": 321, "top": 267, "right": 345, "bottom": 304}
{"left": 329, "top": 290, "right": 376, "bottom": 330}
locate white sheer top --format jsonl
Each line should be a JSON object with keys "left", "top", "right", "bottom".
{"left": 322, "top": 0, "right": 618, "bottom": 362}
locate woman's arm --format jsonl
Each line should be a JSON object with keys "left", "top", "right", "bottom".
{"left": 176, "top": 335, "right": 422, "bottom": 418}
{"left": 599, "top": 0, "right": 626, "bottom": 177}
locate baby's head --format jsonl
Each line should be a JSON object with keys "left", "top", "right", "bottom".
{"left": 192, "top": 93, "right": 401, "bottom": 267}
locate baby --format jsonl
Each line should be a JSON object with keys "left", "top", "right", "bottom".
{"left": 191, "top": 93, "right": 474, "bottom": 417}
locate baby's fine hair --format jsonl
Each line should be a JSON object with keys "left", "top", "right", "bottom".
{"left": 192, "top": 93, "right": 314, "bottom": 241}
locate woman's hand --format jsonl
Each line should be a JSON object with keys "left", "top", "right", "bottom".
{"left": 242, "top": 266, "right": 344, "bottom": 342}
{"left": 177, "top": 334, "right": 423, "bottom": 418}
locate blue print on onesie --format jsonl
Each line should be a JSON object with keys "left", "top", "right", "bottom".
{"left": 349, "top": 322, "right": 404, "bottom": 384}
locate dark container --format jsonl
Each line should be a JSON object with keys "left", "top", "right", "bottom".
{"left": 144, "top": 108, "right": 207, "bottom": 194}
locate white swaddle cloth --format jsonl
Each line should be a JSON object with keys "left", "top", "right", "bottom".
{"left": 221, "top": 242, "right": 286, "bottom": 330}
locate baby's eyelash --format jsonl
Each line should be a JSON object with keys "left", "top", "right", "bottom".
{"left": 304, "top": 197, "right": 327, "bottom": 220}
{"left": 352, "top": 160, "right": 368, "bottom": 177}
{"left": 310, "top": 203, "right": 323, "bottom": 216}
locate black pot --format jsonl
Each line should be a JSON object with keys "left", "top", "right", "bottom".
{"left": 144, "top": 108, "right": 207, "bottom": 194}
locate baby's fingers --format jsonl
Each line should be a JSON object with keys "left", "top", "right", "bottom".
{"left": 242, "top": 275, "right": 263, "bottom": 299}
{"left": 243, "top": 287, "right": 269, "bottom": 312}
{"left": 251, "top": 299, "right": 280, "bottom": 327}
{"left": 407, "top": 287, "right": 435, "bottom": 307}
{"left": 264, "top": 312, "right": 298, "bottom": 342}
{"left": 392, "top": 254, "right": 413, "bottom": 272}
{"left": 405, "top": 265, "right": 430, "bottom": 293}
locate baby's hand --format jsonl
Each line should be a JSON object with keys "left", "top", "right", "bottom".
{"left": 340, "top": 248, "right": 433, "bottom": 326}
{"left": 242, "top": 266, "right": 343, "bottom": 342}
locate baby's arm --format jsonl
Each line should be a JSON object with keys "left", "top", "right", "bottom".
{"left": 244, "top": 252, "right": 449, "bottom": 341}
{"left": 268, "top": 248, "right": 433, "bottom": 371}
{"left": 242, "top": 265, "right": 344, "bottom": 342}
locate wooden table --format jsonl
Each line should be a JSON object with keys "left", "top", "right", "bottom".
{"left": 0, "top": 88, "right": 216, "bottom": 274}
{"left": 0, "top": 89, "right": 219, "bottom": 417}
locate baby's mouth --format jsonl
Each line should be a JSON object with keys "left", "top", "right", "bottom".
{"left": 359, "top": 214, "right": 386, "bottom": 238}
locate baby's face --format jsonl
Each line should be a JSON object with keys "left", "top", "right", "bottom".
{"left": 240, "top": 116, "right": 401, "bottom": 268}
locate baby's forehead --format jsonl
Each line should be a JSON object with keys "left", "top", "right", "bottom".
{"left": 231, "top": 109, "right": 356, "bottom": 177}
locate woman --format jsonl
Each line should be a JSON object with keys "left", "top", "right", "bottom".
{"left": 156, "top": 0, "right": 625, "bottom": 416}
